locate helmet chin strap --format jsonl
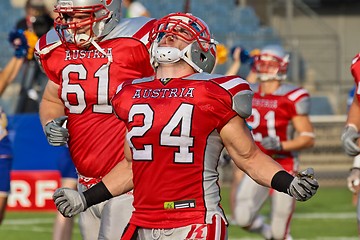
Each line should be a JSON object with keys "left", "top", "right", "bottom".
{"left": 154, "top": 43, "right": 203, "bottom": 73}
{"left": 74, "top": 33, "right": 93, "bottom": 47}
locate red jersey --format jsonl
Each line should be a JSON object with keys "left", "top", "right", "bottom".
{"left": 351, "top": 53, "right": 360, "bottom": 101}
{"left": 35, "top": 18, "right": 155, "bottom": 181}
{"left": 246, "top": 83, "right": 310, "bottom": 169}
{"left": 112, "top": 73, "right": 252, "bottom": 228}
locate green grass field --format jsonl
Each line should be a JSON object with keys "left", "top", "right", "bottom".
{"left": 0, "top": 187, "right": 358, "bottom": 239}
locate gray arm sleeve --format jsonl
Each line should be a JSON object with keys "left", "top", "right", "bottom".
{"left": 233, "top": 90, "right": 254, "bottom": 118}
{"left": 295, "top": 97, "right": 310, "bottom": 115}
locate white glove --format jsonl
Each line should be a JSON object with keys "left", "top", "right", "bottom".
{"left": 44, "top": 116, "right": 69, "bottom": 146}
{"left": 288, "top": 168, "right": 319, "bottom": 201}
{"left": 261, "top": 136, "right": 282, "bottom": 151}
{"left": 341, "top": 125, "right": 360, "bottom": 156}
{"left": 53, "top": 188, "right": 87, "bottom": 218}
{"left": 347, "top": 168, "right": 360, "bottom": 193}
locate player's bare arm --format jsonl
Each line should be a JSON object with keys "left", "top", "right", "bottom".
{"left": 281, "top": 115, "right": 315, "bottom": 151}
{"left": 39, "top": 80, "right": 65, "bottom": 126}
{"left": 102, "top": 140, "right": 133, "bottom": 196}
{"left": 220, "top": 116, "right": 283, "bottom": 187}
{"left": 40, "top": 80, "right": 69, "bottom": 146}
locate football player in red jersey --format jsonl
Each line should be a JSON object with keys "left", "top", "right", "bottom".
{"left": 35, "top": 0, "right": 155, "bottom": 239}
{"left": 52, "top": 13, "right": 319, "bottom": 240}
{"left": 232, "top": 45, "right": 315, "bottom": 240}
{"left": 341, "top": 53, "right": 360, "bottom": 236}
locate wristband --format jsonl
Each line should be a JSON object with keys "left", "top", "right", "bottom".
{"left": 354, "top": 155, "right": 360, "bottom": 168}
{"left": 271, "top": 170, "right": 294, "bottom": 194}
{"left": 83, "top": 181, "right": 113, "bottom": 207}
{"left": 347, "top": 123, "right": 359, "bottom": 132}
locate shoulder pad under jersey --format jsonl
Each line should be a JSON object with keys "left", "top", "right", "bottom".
{"left": 279, "top": 84, "right": 310, "bottom": 115}
{"left": 211, "top": 75, "right": 254, "bottom": 119}
{"left": 103, "top": 17, "right": 156, "bottom": 46}
{"left": 183, "top": 72, "right": 223, "bottom": 80}
{"left": 116, "top": 76, "right": 155, "bottom": 94}
{"left": 250, "top": 82, "right": 259, "bottom": 92}
{"left": 35, "top": 28, "right": 62, "bottom": 55}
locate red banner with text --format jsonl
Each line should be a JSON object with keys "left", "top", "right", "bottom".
{"left": 7, "top": 171, "right": 61, "bottom": 211}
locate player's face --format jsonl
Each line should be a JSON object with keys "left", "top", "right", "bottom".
{"left": 158, "top": 26, "right": 193, "bottom": 51}
{"left": 64, "top": 12, "right": 92, "bottom": 36}
{"left": 256, "top": 56, "right": 282, "bottom": 76}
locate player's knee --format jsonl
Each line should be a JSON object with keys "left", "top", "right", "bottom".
{"left": 233, "top": 205, "right": 253, "bottom": 227}
{"left": 270, "top": 226, "right": 287, "bottom": 240}
{"left": 272, "top": 232, "right": 288, "bottom": 240}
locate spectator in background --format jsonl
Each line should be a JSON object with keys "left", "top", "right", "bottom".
{"left": 15, "top": 0, "right": 53, "bottom": 38}
{"left": 232, "top": 44, "right": 315, "bottom": 240}
{"left": 0, "top": 106, "right": 13, "bottom": 225}
{"left": 10, "top": 0, "right": 53, "bottom": 113}
{"left": 0, "top": 28, "right": 27, "bottom": 96}
{"left": 225, "top": 46, "right": 259, "bottom": 83}
{"left": 123, "top": 0, "right": 150, "bottom": 18}
{"left": 341, "top": 53, "right": 360, "bottom": 236}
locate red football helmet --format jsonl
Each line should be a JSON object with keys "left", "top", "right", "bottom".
{"left": 53, "top": 0, "right": 121, "bottom": 48}
{"left": 253, "top": 45, "right": 289, "bottom": 81}
{"left": 148, "top": 12, "right": 217, "bottom": 73}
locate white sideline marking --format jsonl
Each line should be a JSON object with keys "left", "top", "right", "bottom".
{"left": 293, "top": 212, "right": 356, "bottom": 219}
{"left": 4, "top": 218, "right": 54, "bottom": 225}
{"left": 227, "top": 212, "right": 356, "bottom": 221}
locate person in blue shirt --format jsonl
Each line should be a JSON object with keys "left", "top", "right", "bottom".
{"left": 0, "top": 107, "right": 13, "bottom": 225}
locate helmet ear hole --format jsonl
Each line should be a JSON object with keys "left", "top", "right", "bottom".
{"left": 200, "top": 53, "right": 206, "bottom": 62}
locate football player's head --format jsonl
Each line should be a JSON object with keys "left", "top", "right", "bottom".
{"left": 253, "top": 44, "right": 289, "bottom": 81}
{"left": 148, "top": 12, "right": 217, "bottom": 73}
{"left": 54, "top": 0, "right": 121, "bottom": 48}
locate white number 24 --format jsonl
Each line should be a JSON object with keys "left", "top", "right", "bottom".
{"left": 127, "top": 103, "right": 194, "bottom": 163}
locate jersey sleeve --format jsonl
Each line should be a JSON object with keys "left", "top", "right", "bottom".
{"left": 286, "top": 87, "right": 311, "bottom": 115}
{"left": 209, "top": 76, "right": 253, "bottom": 131}
{"left": 211, "top": 76, "right": 253, "bottom": 118}
{"left": 111, "top": 87, "right": 128, "bottom": 123}
{"left": 34, "top": 29, "right": 62, "bottom": 84}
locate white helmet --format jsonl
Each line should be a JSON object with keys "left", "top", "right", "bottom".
{"left": 148, "top": 12, "right": 217, "bottom": 73}
{"left": 254, "top": 44, "right": 289, "bottom": 81}
{"left": 54, "top": 0, "right": 121, "bottom": 48}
